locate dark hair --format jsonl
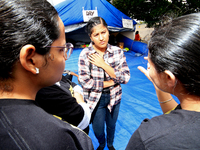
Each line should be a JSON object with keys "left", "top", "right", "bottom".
{"left": 0, "top": 0, "right": 60, "bottom": 83}
{"left": 149, "top": 13, "right": 200, "bottom": 96}
{"left": 135, "top": 31, "right": 139, "bottom": 34}
{"left": 85, "top": 17, "right": 108, "bottom": 36}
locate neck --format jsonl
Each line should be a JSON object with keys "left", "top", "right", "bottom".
{"left": 0, "top": 92, "right": 36, "bottom": 100}
{"left": 176, "top": 92, "right": 200, "bottom": 112}
{"left": 92, "top": 45, "right": 107, "bottom": 53}
{"left": 0, "top": 81, "right": 38, "bottom": 100}
{"left": 0, "top": 78, "right": 40, "bottom": 101}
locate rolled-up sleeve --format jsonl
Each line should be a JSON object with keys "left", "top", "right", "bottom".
{"left": 112, "top": 50, "right": 130, "bottom": 84}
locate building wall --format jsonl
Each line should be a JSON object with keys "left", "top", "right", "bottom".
{"left": 135, "top": 24, "right": 154, "bottom": 42}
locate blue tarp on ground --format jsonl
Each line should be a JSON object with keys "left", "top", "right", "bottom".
{"left": 65, "top": 48, "right": 177, "bottom": 149}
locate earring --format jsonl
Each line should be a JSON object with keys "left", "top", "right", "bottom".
{"left": 35, "top": 67, "right": 39, "bottom": 74}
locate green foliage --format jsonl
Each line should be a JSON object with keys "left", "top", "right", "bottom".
{"left": 110, "top": 0, "right": 200, "bottom": 27}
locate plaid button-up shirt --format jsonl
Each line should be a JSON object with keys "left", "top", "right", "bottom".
{"left": 78, "top": 43, "right": 130, "bottom": 112}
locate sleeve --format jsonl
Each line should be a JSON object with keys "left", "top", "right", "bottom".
{"left": 78, "top": 49, "right": 104, "bottom": 92}
{"left": 61, "top": 75, "right": 76, "bottom": 87}
{"left": 77, "top": 102, "right": 91, "bottom": 130}
{"left": 35, "top": 85, "right": 84, "bottom": 127}
{"left": 73, "top": 85, "right": 83, "bottom": 96}
{"left": 112, "top": 49, "right": 130, "bottom": 84}
{"left": 71, "top": 82, "right": 77, "bottom": 88}
{"left": 125, "top": 129, "right": 146, "bottom": 150}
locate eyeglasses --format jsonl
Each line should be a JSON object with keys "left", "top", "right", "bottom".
{"left": 45, "top": 43, "right": 74, "bottom": 60}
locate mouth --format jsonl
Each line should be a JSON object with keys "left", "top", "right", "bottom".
{"left": 100, "top": 41, "right": 105, "bottom": 45}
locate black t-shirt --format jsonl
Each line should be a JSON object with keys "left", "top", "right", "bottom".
{"left": 0, "top": 99, "right": 93, "bottom": 149}
{"left": 126, "top": 107, "right": 200, "bottom": 150}
{"left": 35, "top": 76, "right": 84, "bottom": 127}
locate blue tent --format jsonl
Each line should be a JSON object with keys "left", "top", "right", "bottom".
{"left": 47, "top": 0, "right": 148, "bottom": 60}
{"left": 53, "top": 0, "right": 137, "bottom": 32}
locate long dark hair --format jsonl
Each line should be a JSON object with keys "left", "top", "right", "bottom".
{"left": 149, "top": 13, "right": 200, "bottom": 96}
{"left": 0, "top": 0, "right": 60, "bottom": 90}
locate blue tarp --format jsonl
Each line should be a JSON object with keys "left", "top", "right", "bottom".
{"left": 64, "top": 48, "right": 179, "bottom": 150}
{"left": 55, "top": 0, "right": 137, "bottom": 31}
{"left": 117, "top": 34, "right": 149, "bottom": 55}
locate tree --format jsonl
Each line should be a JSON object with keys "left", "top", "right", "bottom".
{"left": 110, "top": 0, "right": 200, "bottom": 27}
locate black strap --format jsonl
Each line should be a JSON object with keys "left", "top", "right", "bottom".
{"left": 89, "top": 62, "right": 92, "bottom": 78}
{"left": 88, "top": 62, "right": 92, "bottom": 97}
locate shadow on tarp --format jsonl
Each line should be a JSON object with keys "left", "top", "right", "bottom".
{"left": 65, "top": 48, "right": 178, "bottom": 150}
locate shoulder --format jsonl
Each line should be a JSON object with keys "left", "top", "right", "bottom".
{"left": 81, "top": 47, "right": 90, "bottom": 53}
{"left": 132, "top": 110, "right": 200, "bottom": 149}
{"left": 138, "top": 110, "right": 198, "bottom": 135}
{"left": 107, "top": 44, "right": 123, "bottom": 54}
{"left": 0, "top": 101, "right": 93, "bottom": 149}
{"left": 108, "top": 44, "right": 121, "bottom": 50}
{"left": 36, "top": 85, "right": 64, "bottom": 98}
{"left": 79, "top": 48, "right": 91, "bottom": 61}
{"left": 80, "top": 44, "right": 94, "bottom": 56}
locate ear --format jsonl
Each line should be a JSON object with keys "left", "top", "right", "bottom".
{"left": 19, "top": 44, "right": 39, "bottom": 74}
{"left": 163, "top": 70, "right": 176, "bottom": 88}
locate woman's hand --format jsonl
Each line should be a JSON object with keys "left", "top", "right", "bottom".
{"left": 88, "top": 53, "right": 106, "bottom": 68}
{"left": 138, "top": 56, "right": 160, "bottom": 90}
{"left": 137, "top": 57, "right": 152, "bottom": 82}
{"left": 88, "top": 53, "right": 116, "bottom": 78}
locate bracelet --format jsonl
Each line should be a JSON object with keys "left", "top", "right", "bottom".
{"left": 159, "top": 98, "right": 173, "bottom": 104}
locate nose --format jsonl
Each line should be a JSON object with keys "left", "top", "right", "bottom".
{"left": 99, "top": 34, "right": 103, "bottom": 40}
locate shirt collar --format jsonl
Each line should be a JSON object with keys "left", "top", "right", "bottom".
{"left": 106, "top": 44, "right": 113, "bottom": 53}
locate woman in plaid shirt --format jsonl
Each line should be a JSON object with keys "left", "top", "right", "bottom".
{"left": 78, "top": 17, "right": 130, "bottom": 150}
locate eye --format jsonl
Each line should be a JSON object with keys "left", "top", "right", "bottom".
{"left": 59, "top": 47, "right": 65, "bottom": 52}
{"left": 93, "top": 33, "right": 98, "bottom": 37}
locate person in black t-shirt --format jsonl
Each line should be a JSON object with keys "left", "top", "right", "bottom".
{"left": 0, "top": 0, "right": 93, "bottom": 149}
{"left": 36, "top": 75, "right": 91, "bottom": 134}
{"left": 126, "top": 13, "right": 200, "bottom": 150}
